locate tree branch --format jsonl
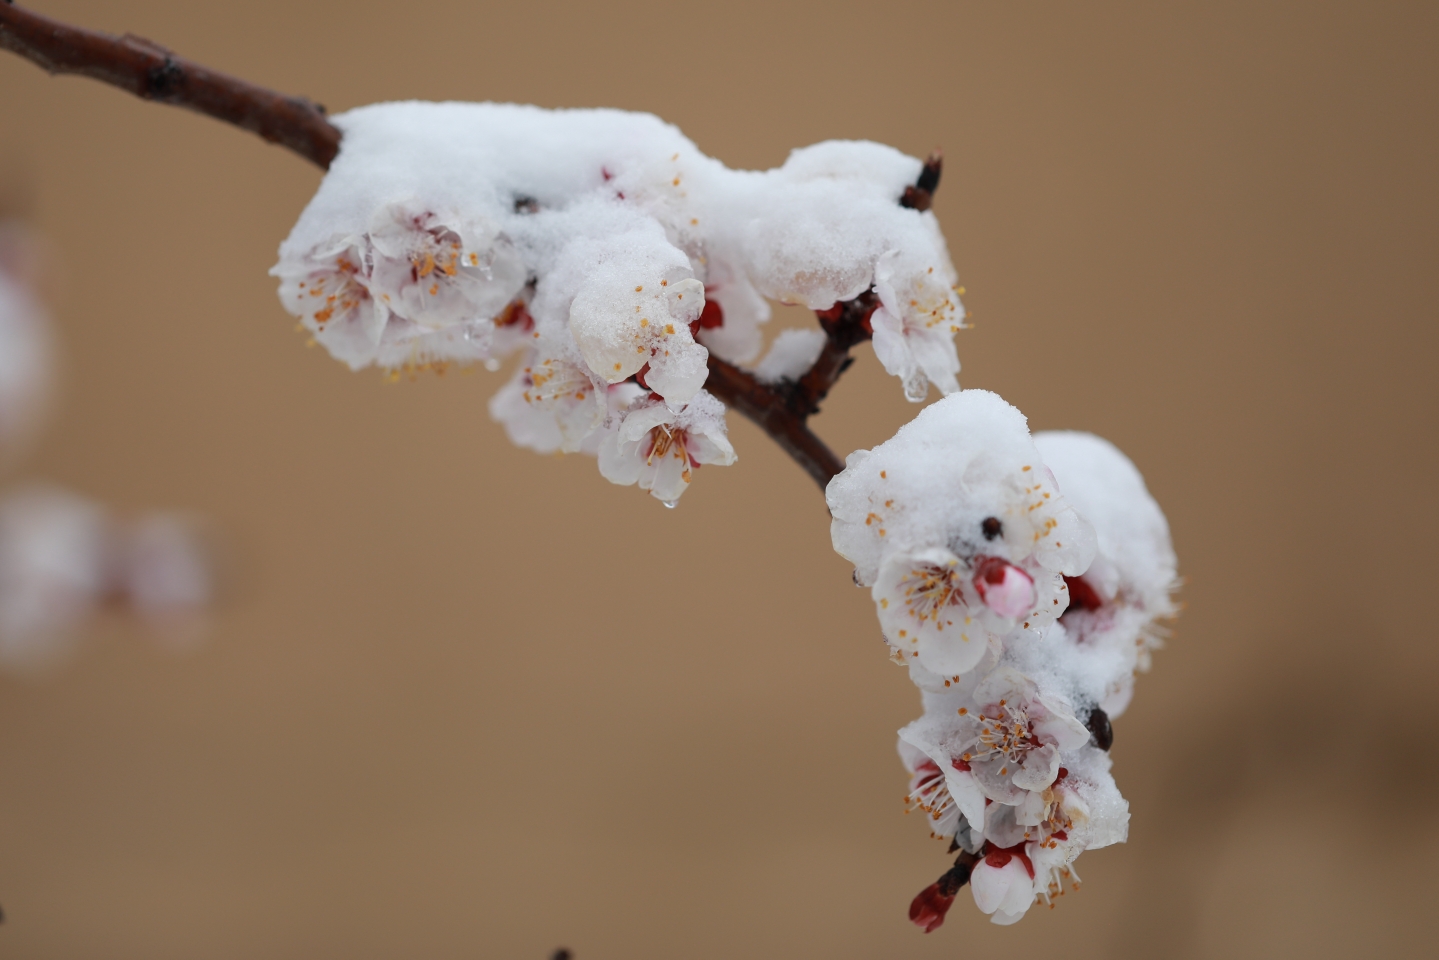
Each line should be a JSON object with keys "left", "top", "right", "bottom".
{"left": 0, "top": 2, "right": 943, "bottom": 496}
{"left": 0, "top": 2, "right": 340, "bottom": 167}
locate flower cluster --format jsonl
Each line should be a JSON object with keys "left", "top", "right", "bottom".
{"left": 274, "top": 102, "right": 967, "bottom": 503}
{"left": 827, "top": 391, "right": 1177, "bottom": 928}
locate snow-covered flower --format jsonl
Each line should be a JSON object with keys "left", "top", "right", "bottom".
{"left": 986, "top": 755, "right": 1129, "bottom": 917}
{"left": 489, "top": 342, "right": 610, "bottom": 455}
{"left": 828, "top": 391, "right": 1095, "bottom": 674}
{"left": 957, "top": 668, "right": 1091, "bottom": 805}
{"left": 274, "top": 235, "right": 389, "bottom": 369}
{"left": 907, "top": 667, "right": 1091, "bottom": 818}
{"left": 564, "top": 228, "right": 710, "bottom": 405}
{"left": 597, "top": 391, "right": 735, "bottom": 504}
{"left": 367, "top": 204, "right": 525, "bottom": 328}
{"left": 829, "top": 391, "right": 1095, "bottom": 589}
{"left": 275, "top": 102, "right": 972, "bottom": 405}
{"left": 873, "top": 547, "right": 1067, "bottom": 676}
{"left": 870, "top": 247, "right": 965, "bottom": 401}
{"left": 274, "top": 204, "right": 527, "bottom": 371}
{"left": 1033, "top": 431, "right": 1178, "bottom": 717}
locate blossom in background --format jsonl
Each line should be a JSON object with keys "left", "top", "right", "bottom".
{"left": 0, "top": 485, "right": 216, "bottom": 672}
{"left": 598, "top": 390, "right": 735, "bottom": 504}
{"left": 0, "top": 222, "right": 52, "bottom": 463}
{"left": 0, "top": 486, "right": 109, "bottom": 668}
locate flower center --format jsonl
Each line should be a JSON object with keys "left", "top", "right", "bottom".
{"left": 968, "top": 700, "right": 1037, "bottom": 769}
{"left": 898, "top": 561, "right": 967, "bottom": 625}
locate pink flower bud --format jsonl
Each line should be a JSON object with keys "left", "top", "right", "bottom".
{"left": 972, "top": 556, "right": 1035, "bottom": 619}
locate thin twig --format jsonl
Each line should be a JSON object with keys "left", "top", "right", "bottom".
{"left": 0, "top": 2, "right": 942, "bottom": 494}
{"left": 0, "top": 2, "right": 339, "bottom": 167}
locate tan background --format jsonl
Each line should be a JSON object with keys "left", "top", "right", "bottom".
{"left": 1, "top": 0, "right": 1436, "bottom": 956}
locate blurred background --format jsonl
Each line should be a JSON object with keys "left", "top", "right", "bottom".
{"left": 1, "top": 0, "right": 1436, "bottom": 956}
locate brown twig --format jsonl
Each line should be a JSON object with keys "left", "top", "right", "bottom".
{"left": 901, "top": 151, "right": 943, "bottom": 212}
{"left": 0, "top": 2, "right": 340, "bottom": 167}
{"left": 0, "top": 2, "right": 941, "bottom": 494}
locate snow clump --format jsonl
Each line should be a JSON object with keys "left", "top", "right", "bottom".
{"left": 273, "top": 102, "right": 967, "bottom": 503}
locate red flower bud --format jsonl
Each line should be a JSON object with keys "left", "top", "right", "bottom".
{"left": 909, "top": 881, "right": 956, "bottom": 934}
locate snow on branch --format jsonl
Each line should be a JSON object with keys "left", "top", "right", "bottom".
{"left": 0, "top": 2, "right": 953, "bottom": 491}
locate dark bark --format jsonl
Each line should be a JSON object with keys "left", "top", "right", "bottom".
{"left": 0, "top": 2, "right": 340, "bottom": 167}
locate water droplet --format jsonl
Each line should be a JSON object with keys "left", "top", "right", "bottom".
{"left": 483, "top": 358, "right": 501, "bottom": 372}
{"left": 661, "top": 499, "right": 678, "bottom": 509}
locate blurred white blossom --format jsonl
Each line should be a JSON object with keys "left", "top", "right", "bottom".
{"left": 0, "top": 486, "right": 216, "bottom": 672}
{"left": 0, "top": 223, "right": 52, "bottom": 464}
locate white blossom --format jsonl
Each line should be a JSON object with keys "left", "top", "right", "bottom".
{"left": 828, "top": 390, "right": 1095, "bottom": 675}
{"left": 367, "top": 204, "right": 525, "bottom": 329}
{"left": 695, "top": 273, "right": 770, "bottom": 366}
{"left": 970, "top": 847, "right": 1036, "bottom": 925}
{"left": 870, "top": 247, "right": 964, "bottom": 401}
{"left": 899, "top": 712, "right": 987, "bottom": 849}
{"left": 274, "top": 203, "right": 528, "bottom": 372}
{"left": 489, "top": 340, "right": 610, "bottom": 455}
{"left": 597, "top": 391, "right": 735, "bottom": 504}
{"left": 0, "top": 487, "right": 217, "bottom": 670}
{"left": 273, "top": 235, "right": 388, "bottom": 369}
{"left": 829, "top": 391, "right": 1095, "bottom": 589}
